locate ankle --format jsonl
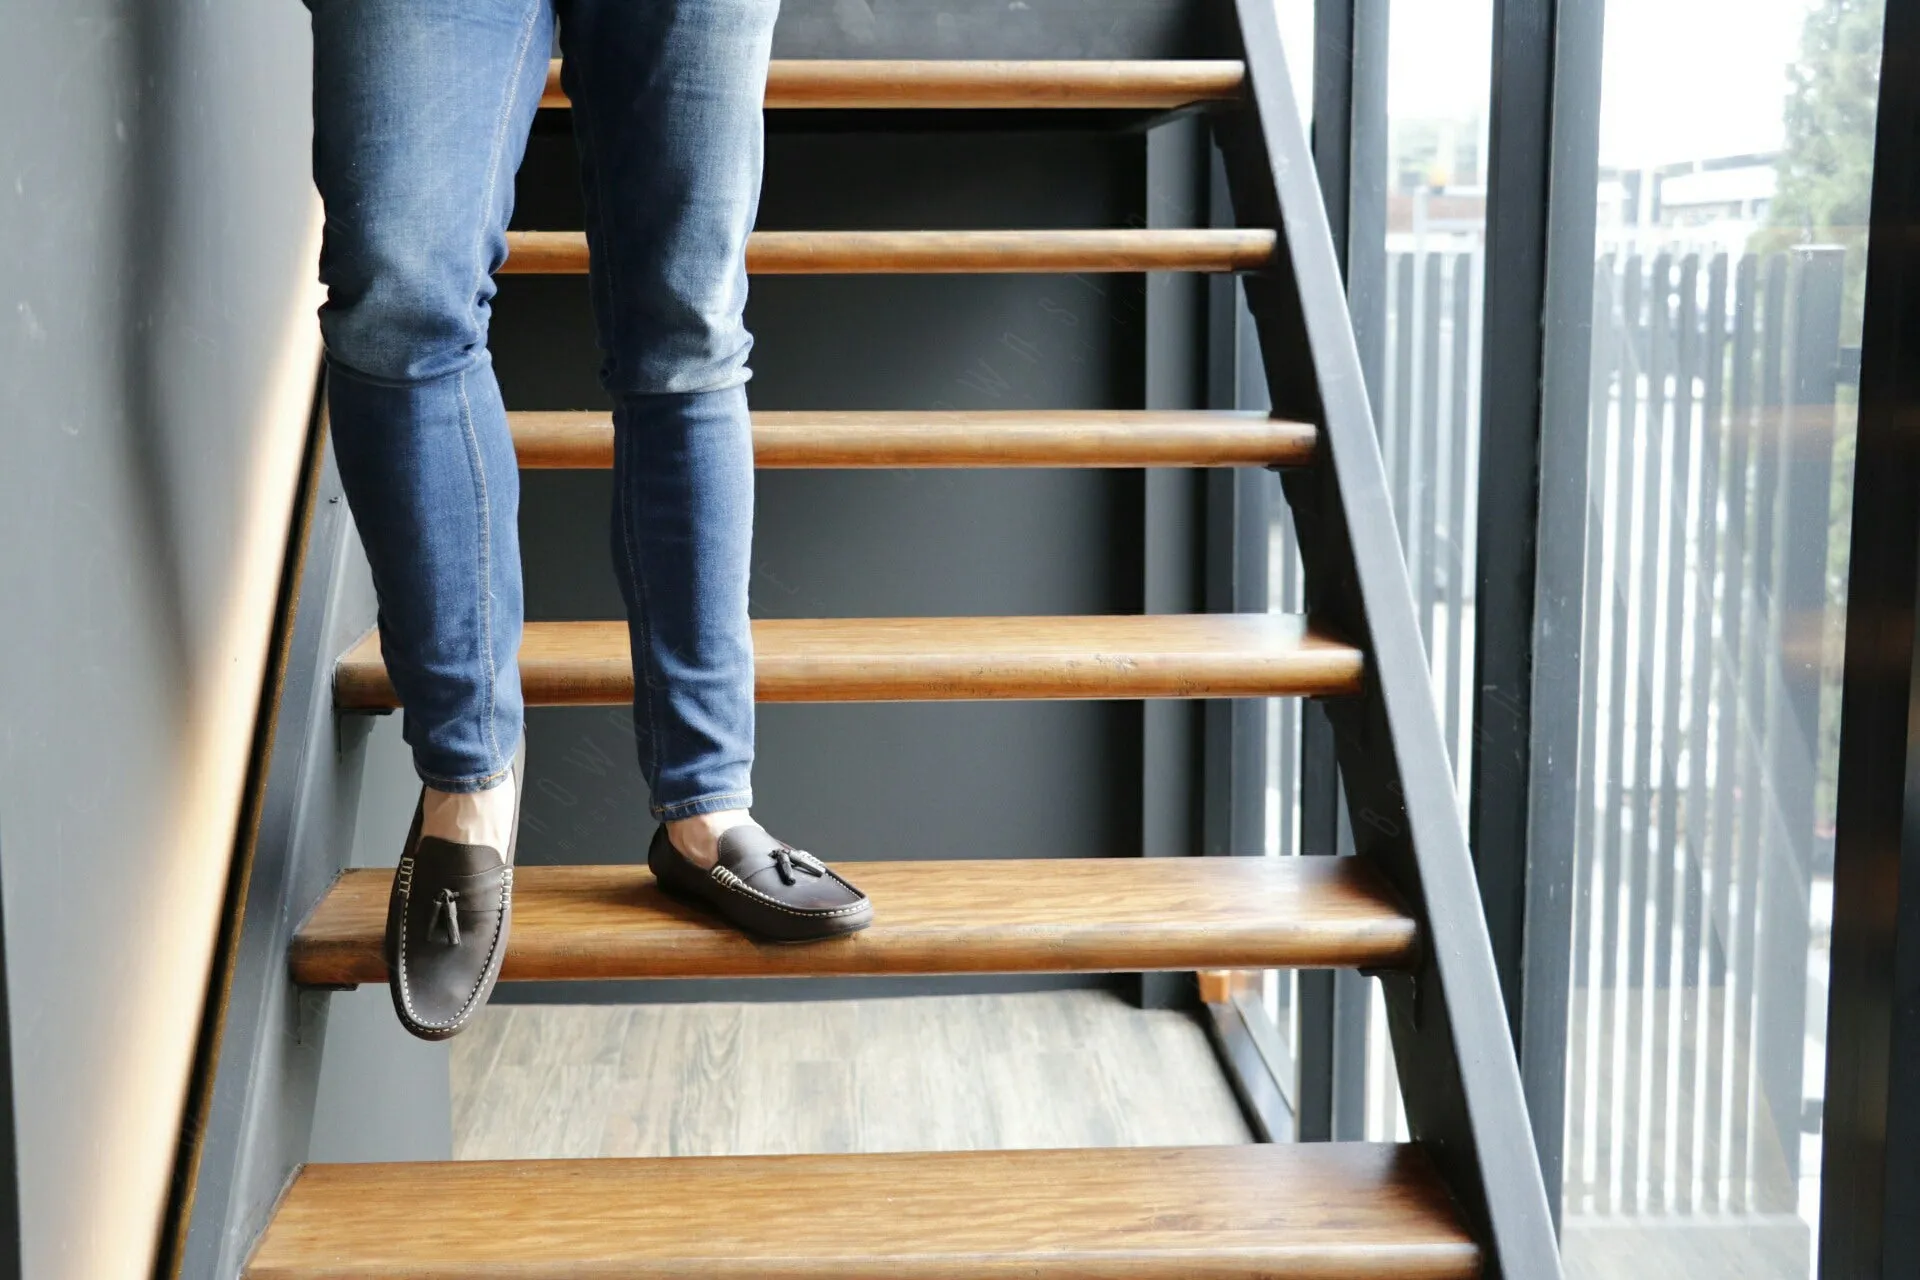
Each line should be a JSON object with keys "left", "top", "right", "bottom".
{"left": 666, "top": 809, "right": 754, "bottom": 869}
{"left": 420, "top": 772, "right": 518, "bottom": 852}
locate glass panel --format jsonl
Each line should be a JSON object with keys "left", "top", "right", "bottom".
{"left": 1559, "top": 1, "right": 1880, "bottom": 1274}
{"left": 1380, "top": 0, "right": 1491, "bottom": 800}
{"left": 1349, "top": 0, "right": 1495, "bottom": 1141}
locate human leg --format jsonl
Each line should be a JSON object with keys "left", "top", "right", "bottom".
{"left": 310, "top": 0, "right": 553, "bottom": 1034}
{"left": 557, "top": 0, "right": 774, "bottom": 831}
{"left": 559, "top": 0, "right": 870, "bottom": 938}
{"left": 311, "top": 0, "right": 552, "bottom": 796}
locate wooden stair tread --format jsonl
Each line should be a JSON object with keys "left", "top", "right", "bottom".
{"left": 245, "top": 1143, "right": 1478, "bottom": 1279}
{"left": 501, "top": 228, "right": 1277, "bottom": 275}
{"left": 290, "top": 854, "right": 1419, "bottom": 987}
{"left": 512, "top": 408, "right": 1318, "bottom": 469}
{"left": 541, "top": 58, "right": 1247, "bottom": 110}
{"left": 334, "top": 614, "right": 1365, "bottom": 708}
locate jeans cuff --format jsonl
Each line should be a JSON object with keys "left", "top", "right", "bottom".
{"left": 415, "top": 747, "right": 520, "bottom": 795}
{"left": 652, "top": 789, "right": 754, "bottom": 822}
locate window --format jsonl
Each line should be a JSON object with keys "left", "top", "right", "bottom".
{"left": 1557, "top": 1, "right": 1879, "bottom": 1273}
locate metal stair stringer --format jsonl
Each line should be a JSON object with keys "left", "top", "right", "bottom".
{"left": 1214, "top": 0, "right": 1563, "bottom": 1275}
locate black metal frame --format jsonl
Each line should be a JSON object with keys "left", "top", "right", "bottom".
{"left": 1205, "top": 984, "right": 1297, "bottom": 1142}
{"left": 1213, "top": 0, "right": 1561, "bottom": 1273}
{"left": 1817, "top": 0, "right": 1920, "bottom": 1272}
{"left": 0, "top": 830, "right": 19, "bottom": 1280}
{"left": 1466, "top": 0, "right": 1605, "bottom": 1225}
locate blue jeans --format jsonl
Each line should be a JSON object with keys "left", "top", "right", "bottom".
{"left": 311, "top": 0, "right": 770, "bottom": 818}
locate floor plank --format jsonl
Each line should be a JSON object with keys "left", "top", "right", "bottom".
{"left": 450, "top": 990, "right": 1254, "bottom": 1161}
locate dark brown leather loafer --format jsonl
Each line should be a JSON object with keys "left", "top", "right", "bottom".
{"left": 384, "top": 747, "right": 524, "bottom": 1041}
{"left": 648, "top": 823, "right": 873, "bottom": 943}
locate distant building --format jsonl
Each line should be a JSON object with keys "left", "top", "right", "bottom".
{"left": 1597, "top": 153, "right": 1779, "bottom": 255}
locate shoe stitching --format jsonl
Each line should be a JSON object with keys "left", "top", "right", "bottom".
{"left": 396, "top": 860, "right": 513, "bottom": 1032}
{"left": 710, "top": 865, "right": 870, "bottom": 918}
{"left": 397, "top": 866, "right": 511, "bottom": 1030}
{"left": 455, "top": 371, "right": 503, "bottom": 773}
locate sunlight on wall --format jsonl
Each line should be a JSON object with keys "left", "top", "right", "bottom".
{"left": 74, "top": 201, "right": 323, "bottom": 1280}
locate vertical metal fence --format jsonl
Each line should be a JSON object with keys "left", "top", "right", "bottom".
{"left": 1564, "top": 245, "right": 1847, "bottom": 1226}
{"left": 1264, "top": 242, "right": 1850, "bottom": 1200}
{"left": 1269, "top": 243, "right": 1484, "bottom": 860}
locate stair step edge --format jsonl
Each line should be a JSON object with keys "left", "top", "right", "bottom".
{"left": 289, "top": 856, "right": 1421, "bottom": 987}
{"left": 245, "top": 1143, "right": 1478, "bottom": 1280}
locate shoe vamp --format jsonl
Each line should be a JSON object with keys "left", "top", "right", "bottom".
{"left": 399, "top": 882, "right": 507, "bottom": 1012}
{"left": 737, "top": 868, "right": 863, "bottom": 910}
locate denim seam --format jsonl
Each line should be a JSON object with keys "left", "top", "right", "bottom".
{"left": 615, "top": 431, "right": 667, "bottom": 799}
{"left": 572, "top": 53, "right": 663, "bottom": 792}
{"left": 455, "top": 371, "right": 502, "bottom": 772}
{"left": 471, "top": 0, "right": 542, "bottom": 316}
{"left": 570, "top": 48, "right": 624, "bottom": 385}
{"left": 653, "top": 790, "right": 756, "bottom": 821}
{"left": 457, "top": 0, "right": 539, "bottom": 775}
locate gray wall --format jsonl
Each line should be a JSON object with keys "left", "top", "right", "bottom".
{"left": 177, "top": 450, "right": 458, "bottom": 1280}
{"left": 0, "top": 1, "right": 321, "bottom": 1277}
{"left": 308, "top": 716, "right": 452, "bottom": 1165}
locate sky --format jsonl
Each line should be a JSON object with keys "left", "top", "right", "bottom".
{"left": 1357, "top": 0, "right": 1818, "bottom": 170}
{"left": 1588, "top": 0, "right": 1811, "bottom": 166}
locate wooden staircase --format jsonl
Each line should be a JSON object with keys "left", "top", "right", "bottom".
{"left": 249, "top": 15, "right": 1560, "bottom": 1280}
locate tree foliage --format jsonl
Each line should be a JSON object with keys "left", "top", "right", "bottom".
{"left": 1755, "top": 0, "right": 1885, "bottom": 331}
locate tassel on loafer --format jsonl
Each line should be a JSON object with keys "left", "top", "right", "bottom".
{"left": 383, "top": 746, "right": 525, "bottom": 1041}
{"left": 648, "top": 822, "right": 873, "bottom": 943}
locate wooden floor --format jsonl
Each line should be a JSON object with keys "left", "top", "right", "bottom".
{"left": 448, "top": 990, "right": 1812, "bottom": 1280}
{"left": 1558, "top": 986, "right": 1813, "bottom": 1280}
{"left": 1561, "top": 1214, "right": 1810, "bottom": 1280}
{"left": 451, "top": 989, "right": 1252, "bottom": 1160}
